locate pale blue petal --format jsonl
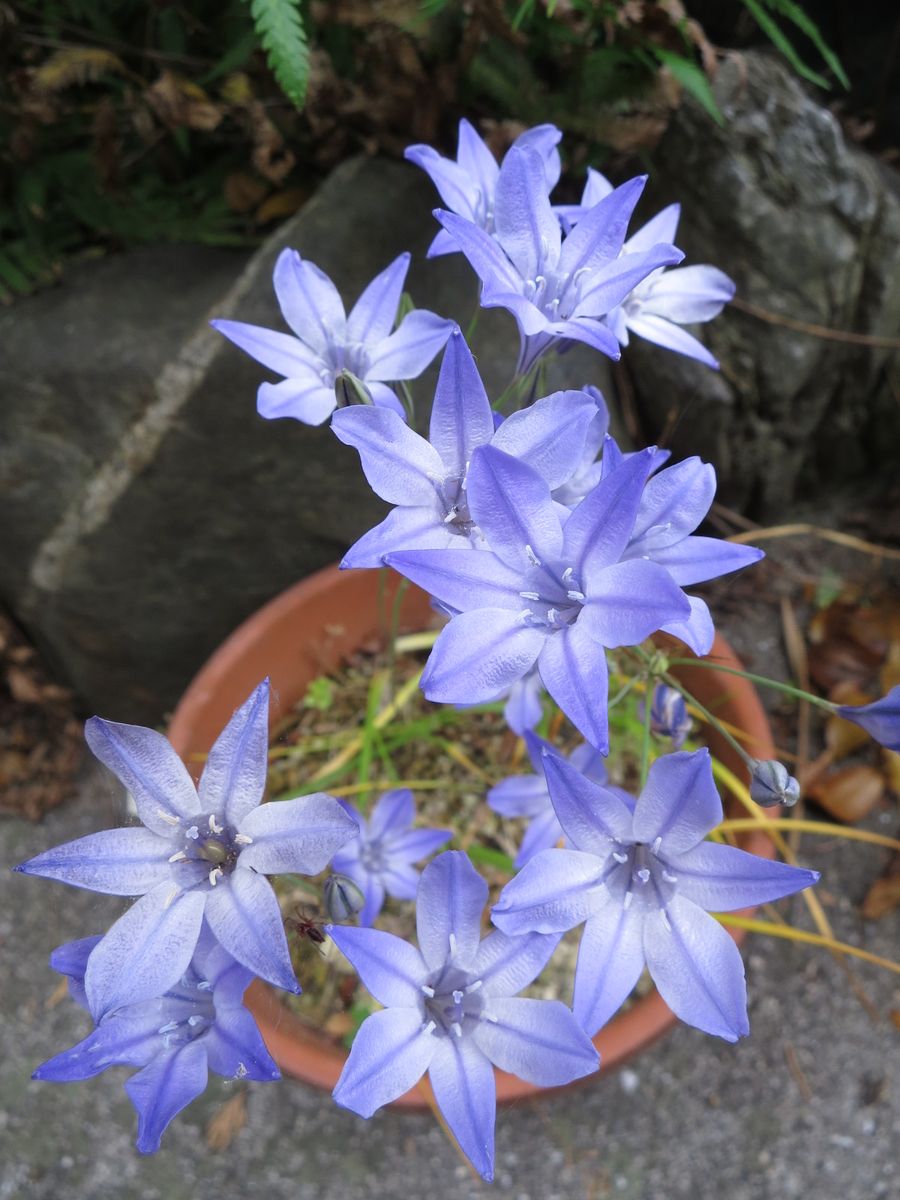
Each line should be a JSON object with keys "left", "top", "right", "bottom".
{"left": 643, "top": 894, "right": 749, "bottom": 1041}
{"left": 347, "top": 253, "right": 410, "bottom": 345}
{"left": 466, "top": 446, "right": 564, "bottom": 570}
{"left": 204, "top": 869, "right": 298, "bottom": 994}
{"left": 198, "top": 679, "right": 269, "bottom": 826}
{"left": 257, "top": 378, "right": 336, "bottom": 425}
{"left": 434, "top": 210, "right": 525, "bottom": 300}
{"left": 331, "top": 406, "right": 445, "bottom": 505}
{"left": 127, "top": 1040, "right": 209, "bottom": 1154}
{"left": 547, "top": 316, "right": 620, "bottom": 359}
{"left": 366, "top": 310, "right": 454, "bottom": 382}
{"left": 204, "top": 1007, "right": 280, "bottom": 1081}
{"left": 573, "top": 900, "right": 645, "bottom": 1036}
{"left": 516, "top": 809, "right": 564, "bottom": 866}
{"left": 661, "top": 594, "right": 715, "bottom": 656}
{"left": 385, "top": 548, "right": 522, "bottom": 614}
{"left": 456, "top": 118, "right": 500, "bottom": 198}
{"left": 417, "top": 851, "right": 487, "bottom": 969}
{"left": 379, "top": 860, "right": 420, "bottom": 902}
{"left": 629, "top": 457, "right": 716, "bottom": 548}
{"left": 642, "top": 264, "right": 735, "bottom": 323}
{"left": 542, "top": 748, "right": 634, "bottom": 849}
{"left": 84, "top": 717, "right": 200, "bottom": 837}
{"left": 492, "top": 848, "right": 610, "bottom": 935}
{"left": 358, "top": 875, "right": 386, "bottom": 926}
{"left": 365, "top": 381, "right": 407, "bottom": 415}
{"left": 626, "top": 313, "right": 720, "bottom": 368}
{"left": 473, "top": 997, "right": 599, "bottom": 1085}
{"left": 537, "top": 621, "right": 611, "bottom": 753}
{"left": 573, "top": 245, "right": 685, "bottom": 318}
{"left": 210, "top": 319, "right": 321, "bottom": 379}
{"left": 513, "top": 123, "right": 562, "bottom": 190}
{"left": 427, "top": 328, "right": 495, "bottom": 478}
{"left": 470, "top": 928, "right": 560, "bottom": 997}
{"left": 368, "top": 788, "right": 415, "bottom": 840}
{"left": 650, "top": 537, "right": 764, "bottom": 586}
{"left": 387, "top": 826, "right": 453, "bottom": 863}
{"left": 558, "top": 176, "right": 647, "bottom": 276}
{"left": 272, "top": 248, "right": 346, "bottom": 355}
{"left": 428, "top": 1037, "right": 495, "bottom": 1182}
{"left": 237, "top": 793, "right": 359, "bottom": 875}
{"left": 669, "top": 842, "right": 819, "bottom": 912}
{"left": 623, "top": 203, "right": 681, "bottom": 254}
{"left": 562, "top": 445, "right": 656, "bottom": 573}
{"left": 632, "top": 749, "right": 722, "bottom": 853}
{"left": 503, "top": 670, "right": 544, "bottom": 735}
{"left": 488, "top": 775, "right": 549, "bottom": 820}
{"left": 85, "top": 883, "right": 206, "bottom": 1019}
{"left": 341, "top": 503, "right": 449, "bottom": 569}
{"left": 328, "top": 924, "right": 426, "bottom": 1007}
{"left": 580, "top": 560, "right": 691, "bottom": 647}
{"left": 494, "top": 146, "right": 560, "bottom": 280}
{"left": 15, "top": 827, "right": 172, "bottom": 895}
{"left": 404, "top": 144, "right": 479, "bottom": 215}
{"left": 334, "top": 1008, "right": 437, "bottom": 1116}
{"left": 491, "top": 390, "right": 597, "bottom": 490}
{"left": 419, "top": 610, "right": 546, "bottom": 706}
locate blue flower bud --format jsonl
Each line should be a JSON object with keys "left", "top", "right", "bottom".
{"left": 749, "top": 759, "right": 800, "bottom": 808}
{"left": 643, "top": 685, "right": 692, "bottom": 749}
{"left": 324, "top": 873, "right": 366, "bottom": 922}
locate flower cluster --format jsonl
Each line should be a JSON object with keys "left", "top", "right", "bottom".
{"left": 16, "top": 117, "right": 845, "bottom": 1184}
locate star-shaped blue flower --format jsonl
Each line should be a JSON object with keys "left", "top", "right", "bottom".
{"left": 329, "top": 851, "right": 598, "bottom": 1182}
{"left": 332, "top": 789, "right": 452, "bottom": 925}
{"left": 34, "top": 925, "right": 279, "bottom": 1153}
{"left": 492, "top": 748, "right": 819, "bottom": 1040}
{"left": 212, "top": 249, "right": 454, "bottom": 424}
{"left": 836, "top": 685, "right": 900, "bottom": 751}
{"left": 15, "top": 679, "right": 358, "bottom": 1016}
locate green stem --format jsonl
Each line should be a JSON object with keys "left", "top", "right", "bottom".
{"left": 661, "top": 670, "right": 755, "bottom": 769}
{"left": 666, "top": 658, "right": 836, "bottom": 713}
{"left": 639, "top": 671, "right": 653, "bottom": 788}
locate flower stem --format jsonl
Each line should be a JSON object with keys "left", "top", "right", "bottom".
{"left": 665, "top": 657, "right": 835, "bottom": 713}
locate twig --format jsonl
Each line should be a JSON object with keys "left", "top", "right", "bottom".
{"left": 731, "top": 296, "right": 900, "bottom": 349}
{"left": 727, "top": 523, "right": 900, "bottom": 561}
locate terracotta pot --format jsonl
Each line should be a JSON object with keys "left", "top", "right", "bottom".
{"left": 169, "top": 564, "right": 778, "bottom": 1108}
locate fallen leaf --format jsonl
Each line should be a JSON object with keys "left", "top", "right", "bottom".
{"left": 882, "top": 749, "right": 900, "bottom": 794}
{"left": 224, "top": 172, "right": 267, "bottom": 214}
{"left": 147, "top": 71, "right": 223, "bottom": 132}
{"left": 807, "top": 765, "right": 885, "bottom": 823}
{"left": 861, "top": 857, "right": 900, "bottom": 920}
{"left": 205, "top": 1091, "right": 247, "bottom": 1150}
{"left": 255, "top": 188, "right": 309, "bottom": 225}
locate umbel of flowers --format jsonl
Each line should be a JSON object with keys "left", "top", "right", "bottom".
{"left": 19, "top": 118, "right": 896, "bottom": 1183}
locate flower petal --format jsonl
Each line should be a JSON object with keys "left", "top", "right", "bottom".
{"left": 574, "top": 245, "right": 685, "bottom": 318}
{"left": 257, "top": 378, "right": 336, "bottom": 425}
{"left": 404, "top": 144, "right": 478, "bottom": 215}
{"left": 661, "top": 594, "right": 716, "bottom": 656}
{"left": 198, "top": 679, "right": 269, "bottom": 826}
{"left": 650, "top": 537, "right": 764, "bottom": 587}
{"left": 84, "top": 717, "right": 200, "bottom": 836}
{"left": 541, "top": 746, "right": 634, "bottom": 849}
{"left": 488, "top": 774, "right": 549, "bottom": 821}
{"left": 473, "top": 997, "right": 599, "bottom": 1085}
{"left": 385, "top": 547, "right": 522, "bottom": 614}
{"left": 272, "top": 248, "right": 346, "bottom": 355}
{"left": 328, "top": 924, "right": 426, "bottom": 1007}
{"left": 516, "top": 808, "right": 565, "bottom": 866}
{"left": 641, "top": 264, "right": 735, "bottom": 324}
{"left": 626, "top": 313, "right": 720, "bottom": 367}
{"left": 467, "top": 446, "right": 564, "bottom": 571}
{"left": 419, "top": 609, "right": 546, "bottom": 706}
{"left": 366, "top": 310, "right": 454, "bottom": 382}
{"left": 562, "top": 445, "right": 656, "bottom": 573}
{"left": 15, "top": 827, "right": 172, "bottom": 895}
{"left": 428, "top": 1037, "right": 496, "bottom": 1182}
{"left": 210, "top": 319, "right": 321, "bottom": 379}
{"left": 434, "top": 210, "right": 525, "bottom": 300}
{"left": 347, "top": 253, "right": 411, "bottom": 345}
{"left": 623, "top": 203, "right": 681, "bottom": 254}
{"left": 573, "top": 900, "right": 645, "bottom": 1036}
{"left": 387, "top": 826, "right": 453, "bottom": 864}
{"left": 204, "top": 868, "right": 298, "bottom": 994}
{"left": 203, "top": 1006, "right": 280, "bottom": 1082}
{"left": 427, "top": 328, "right": 495, "bottom": 478}
{"left": 126, "top": 1040, "right": 209, "bottom": 1154}
{"left": 238, "top": 793, "right": 359, "bottom": 875}
{"left": 670, "top": 841, "right": 819, "bottom": 911}
{"left": 632, "top": 749, "right": 722, "bottom": 853}
{"left": 85, "top": 883, "right": 206, "bottom": 1018}
{"left": 558, "top": 176, "right": 647, "bottom": 276}
{"left": 341, "top": 503, "right": 448, "bottom": 569}
{"left": 537, "top": 621, "right": 611, "bottom": 753}
{"left": 494, "top": 146, "right": 560, "bottom": 280}
{"left": 629, "top": 457, "right": 715, "bottom": 548}
{"left": 491, "top": 848, "right": 609, "bottom": 935}
{"left": 492, "top": 389, "right": 597, "bottom": 491}
{"left": 457, "top": 118, "right": 500, "bottom": 199}
{"left": 580, "top": 559, "right": 691, "bottom": 648}
{"left": 470, "top": 928, "right": 560, "bottom": 997}
{"left": 417, "top": 850, "right": 487, "bottom": 969}
{"left": 643, "top": 894, "right": 749, "bottom": 1041}
{"left": 333, "top": 1008, "right": 437, "bottom": 1117}
{"left": 331, "top": 406, "right": 445, "bottom": 506}
{"left": 367, "top": 788, "right": 414, "bottom": 839}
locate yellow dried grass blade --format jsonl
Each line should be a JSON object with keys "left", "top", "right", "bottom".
{"left": 716, "top": 914, "right": 900, "bottom": 977}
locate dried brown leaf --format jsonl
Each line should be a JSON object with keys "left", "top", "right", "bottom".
{"left": 147, "top": 71, "right": 223, "bottom": 133}
{"left": 205, "top": 1091, "right": 247, "bottom": 1150}
{"left": 808, "top": 765, "right": 885, "bottom": 823}
{"left": 255, "top": 188, "right": 308, "bottom": 225}
{"left": 224, "top": 172, "right": 267, "bottom": 214}
{"left": 882, "top": 749, "right": 900, "bottom": 795}
{"left": 33, "top": 48, "right": 128, "bottom": 93}
{"left": 861, "top": 858, "right": 900, "bottom": 920}
{"left": 7, "top": 665, "right": 42, "bottom": 704}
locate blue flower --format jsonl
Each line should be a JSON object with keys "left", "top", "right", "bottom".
{"left": 333, "top": 328, "right": 600, "bottom": 567}
{"left": 331, "top": 789, "right": 452, "bottom": 925}
{"left": 835, "top": 686, "right": 900, "bottom": 751}
{"left": 641, "top": 684, "right": 692, "bottom": 749}
{"left": 405, "top": 119, "right": 562, "bottom": 257}
{"left": 328, "top": 851, "right": 598, "bottom": 1182}
{"left": 15, "top": 679, "right": 358, "bottom": 1016}
{"left": 558, "top": 169, "right": 735, "bottom": 368}
{"left": 489, "top": 733, "right": 632, "bottom": 866}
{"left": 492, "top": 748, "right": 818, "bottom": 1041}
{"left": 212, "top": 249, "right": 454, "bottom": 424}
{"left": 387, "top": 443, "right": 692, "bottom": 752}
{"left": 34, "top": 926, "right": 279, "bottom": 1153}
{"left": 436, "top": 147, "right": 684, "bottom": 374}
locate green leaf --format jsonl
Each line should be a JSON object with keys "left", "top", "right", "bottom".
{"left": 651, "top": 47, "right": 724, "bottom": 126}
{"left": 303, "top": 676, "right": 334, "bottom": 711}
{"left": 246, "top": 0, "right": 310, "bottom": 109}
{"left": 741, "top": 0, "right": 830, "bottom": 90}
{"left": 762, "top": 0, "right": 849, "bottom": 89}
{"left": 466, "top": 844, "right": 515, "bottom": 874}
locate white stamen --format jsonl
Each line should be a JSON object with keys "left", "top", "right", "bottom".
{"left": 484, "top": 1012, "right": 498, "bottom": 1024}
{"left": 208, "top": 815, "right": 224, "bottom": 834}
{"left": 573, "top": 266, "right": 592, "bottom": 283}
{"left": 158, "top": 1021, "right": 179, "bottom": 1035}
{"left": 452, "top": 990, "right": 464, "bottom": 1005}
{"left": 562, "top": 567, "right": 574, "bottom": 583}
{"left": 449, "top": 932, "right": 458, "bottom": 955}
{"left": 156, "top": 809, "right": 181, "bottom": 826}
{"left": 566, "top": 589, "right": 586, "bottom": 601}
{"left": 443, "top": 508, "right": 458, "bottom": 525}
{"left": 662, "top": 870, "right": 678, "bottom": 884}
{"left": 546, "top": 607, "right": 559, "bottom": 625}
{"left": 235, "top": 1063, "right": 248, "bottom": 1079}
{"left": 451, "top": 1022, "right": 463, "bottom": 1039}
{"left": 635, "top": 867, "right": 651, "bottom": 885}
{"left": 612, "top": 851, "right": 629, "bottom": 864}
{"left": 465, "top": 979, "right": 483, "bottom": 994}
{"left": 421, "top": 985, "right": 435, "bottom": 998}
{"left": 168, "top": 850, "right": 187, "bottom": 863}
{"left": 525, "top": 544, "right": 541, "bottom": 566}
{"left": 186, "top": 825, "right": 200, "bottom": 840}
{"left": 517, "top": 608, "right": 536, "bottom": 623}
{"left": 208, "top": 867, "right": 223, "bottom": 887}
{"left": 660, "top": 909, "right": 672, "bottom": 932}
{"left": 187, "top": 1015, "right": 203, "bottom": 1027}
{"left": 623, "top": 890, "right": 634, "bottom": 909}
{"left": 519, "top": 590, "right": 541, "bottom": 601}
{"left": 652, "top": 837, "right": 662, "bottom": 855}
{"left": 163, "top": 885, "right": 180, "bottom": 909}
{"left": 234, "top": 833, "right": 253, "bottom": 845}
{"left": 197, "top": 980, "right": 212, "bottom": 991}
{"left": 423, "top": 1020, "right": 437, "bottom": 1036}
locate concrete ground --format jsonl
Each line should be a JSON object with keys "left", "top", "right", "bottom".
{"left": 2, "top": 538, "right": 899, "bottom": 1200}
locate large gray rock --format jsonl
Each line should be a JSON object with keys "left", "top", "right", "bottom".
{"left": 627, "top": 51, "right": 900, "bottom": 515}
{"left": 0, "top": 156, "right": 610, "bottom": 721}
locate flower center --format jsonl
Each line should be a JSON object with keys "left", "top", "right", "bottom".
{"left": 156, "top": 976, "right": 216, "bottom": 1048}
{"left": 438, "top": 476, "right": 476, "bottom": 538}
{"left": 518, "top": 560, "right": 585, "bottom": 630}
{"left": 421, "top": 961, "right": 485, "bottom": 1039}
{"left": 169, "top": 812, "right": 250, "bottom": 889}
{"left": 606, "top": 839, "right": 679, "bottom": 919}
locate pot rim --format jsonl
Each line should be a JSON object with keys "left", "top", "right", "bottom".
{"left": 169, "top": 563, "right": 779, "bottom": 1109}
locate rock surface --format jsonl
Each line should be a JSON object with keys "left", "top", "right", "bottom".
{"left": 627, "top": 50, "right": 900, "bottom": 515}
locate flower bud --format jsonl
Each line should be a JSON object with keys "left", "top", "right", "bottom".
{"left": 323, "top": 873, "right": 366, "bottom": 922}
{"left": 643, "top": 685, "right": 691, "bottom": 749}
{"left": 749, "top": 759, "right": 800, "bottom": 808}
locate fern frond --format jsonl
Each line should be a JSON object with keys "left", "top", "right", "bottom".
{"left": 246, "top": 0, "right": 310, "bottom": 109}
